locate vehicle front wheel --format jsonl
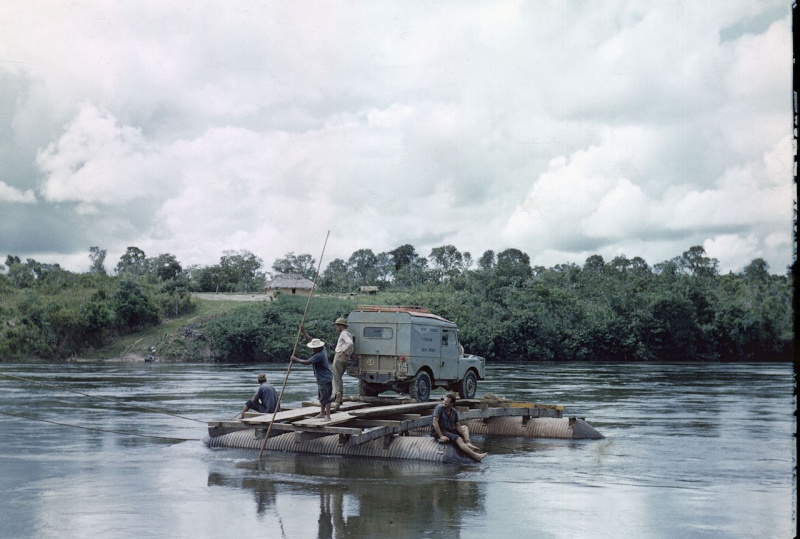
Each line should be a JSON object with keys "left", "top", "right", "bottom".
{"left": 458, "top": 370, "right": 478, "bottom": 399}
{"left": 409, "top": 371, "right": 432, "bottom": 402}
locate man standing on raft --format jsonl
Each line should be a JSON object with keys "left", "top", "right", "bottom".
{"left": 291, "top": 337, "right": 334, "bottom": 420}
{"left": 431, "top": 393, "right": 487, "bottom": 462}
{"left": 330, "top": 317, "right": 353, "bottom": 406}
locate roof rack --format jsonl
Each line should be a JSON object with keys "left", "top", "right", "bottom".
{"left": 355, "top": 305, "right": 431, "bottom": 314}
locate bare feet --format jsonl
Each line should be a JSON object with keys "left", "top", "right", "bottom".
{"left": 475, "top": 452, "right": 488, "bottom": 462}
{"left": 314, "top": 413, "right": 326, "bottom": 419}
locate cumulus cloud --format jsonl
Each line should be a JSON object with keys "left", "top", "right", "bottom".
{"left": 0, "top": 181, "right": 36, "bottom": 203}
{"left": 37, "top": 104, "right": 176, "bottom": 205}
{"left": 0, "top": 1, "right": 793, "bottom": 275}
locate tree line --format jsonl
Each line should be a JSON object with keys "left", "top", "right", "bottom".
{"left": 0, "top": 244, "right": 793, "bottom": 361}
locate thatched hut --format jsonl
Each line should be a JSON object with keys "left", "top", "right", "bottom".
{"left": 265, "top": 274, "right": 314, "bottom": 298}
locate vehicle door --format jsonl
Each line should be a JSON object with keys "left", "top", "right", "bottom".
{"left": 438, "top": 328, "right": 459, "bottom": 380}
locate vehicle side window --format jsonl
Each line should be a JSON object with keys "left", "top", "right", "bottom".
{"left": 441, "top": 329, "right": 449, "bottom": 346}
{"left": 363, "top": 327, "right": 393, "bottom": 339}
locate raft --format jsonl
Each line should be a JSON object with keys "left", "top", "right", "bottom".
{"left": 205, "top": 396, "right": 604, "bottom": 462}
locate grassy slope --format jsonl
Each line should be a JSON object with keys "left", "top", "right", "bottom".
{"left": 85, "top": 298, "right": 251, "bottom": 359}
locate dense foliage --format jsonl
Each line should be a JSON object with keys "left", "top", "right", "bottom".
{"left": 0, "top": 244, "right": 793, "bottom": 361}
{"left": 0, "top": 251, "right": 194, "bottom": 359}
{"left": 178, "top": 245, "right": 793, "bottom": 363}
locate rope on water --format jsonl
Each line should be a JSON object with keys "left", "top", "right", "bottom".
{"left": 0, "top": 409, "right": 197, "bottom": 442}
{"left": 0, "top": 372, "right": 207, "bottom": 424}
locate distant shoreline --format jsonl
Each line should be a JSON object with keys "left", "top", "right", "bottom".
{"left": 192, "top": 293, "right": 270, "bottom": 302}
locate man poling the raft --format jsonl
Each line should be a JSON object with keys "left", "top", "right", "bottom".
{"left": 290, "top": 337, "right": 334, "bottom": 421}
{"left": 257, "top": 231, "right": 330, "bottom": 459}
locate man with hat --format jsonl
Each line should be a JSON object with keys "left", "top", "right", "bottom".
{"left": 331, "top": 316, "right": 353, "bottom": 406}
{"left": 291, "top": 336, "right": 334, "bottom": 420}
{"left": 238, "top": 373, "right": 280, "bottom": 419}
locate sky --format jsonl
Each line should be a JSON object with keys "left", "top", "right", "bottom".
{"left": 0, "top": 1, "right": 794, "bottom": 276}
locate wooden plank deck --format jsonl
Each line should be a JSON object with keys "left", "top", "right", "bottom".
{"left": 240, "top": 401, "right": 370, "bottom": 425}
{"left": 210, "top": 397, "right": 565, "bottom": 446}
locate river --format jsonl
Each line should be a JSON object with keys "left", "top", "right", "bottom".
{"left": 0, "top": 362, "right": 795, "bottom": 538}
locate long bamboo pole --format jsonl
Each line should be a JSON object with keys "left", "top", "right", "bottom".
{"left": 258, "top": 230, "right": 330, "bottom": 459}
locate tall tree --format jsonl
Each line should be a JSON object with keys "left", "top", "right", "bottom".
{"left": 583, "top": 254, "right": 605, "bottom": 273}
{"left": 495, "top": 248, "right": 532, "bottom": 285}
{"left": 375, "top": 252, "right": 394, "bottom": 283}
{"left": 478, "top": 250, "right": 495, "bottom": 271}
{"left": 221, "top": 250, "right": 264, "bottom": 292}
{"left": 5, "top": 255, "right": 21, "bottom": 268}
{"left": 395, "top": 256, "right": 430, "bottom": 288}
{"left": 88, "top": 246, "right": 107, "bottom": 275}
{"left": 348, "top": 249, "right": 379, "bottom": 285}
{"left": 429, "top": 244, "right": 463, "bottom": 282}
{"left": 742, "top": 258, "right": 769, "bottom": 284}
{"left": 148, "top": 253, "right": 182, "bottom": 281}
{"left": 271, "top": 252, "right": 316, "bottom": 280}
{"left": 115, "top": 247, "right": 147, "bottom": 278}
{"left": 389, "top": 244, "right": 418, "bottom": 272}
{"left": 679, "top": 246, "right": 719, "bottom": 278}
{"left": 321, "top": 258, "right": 350, "bottom": 292}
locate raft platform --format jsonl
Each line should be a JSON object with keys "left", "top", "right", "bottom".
{"left": 205, "top": 396, "right": 603, "bottom": 462}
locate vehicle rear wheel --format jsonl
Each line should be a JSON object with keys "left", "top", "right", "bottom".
{"left": 458, "top": 370, "right": 477, "bottom": 399}
{"left": 358, "top": 379, "right": 380, "bottom": 397}
{"left": 409, "top": 371, "right": 432, "bottom": 402}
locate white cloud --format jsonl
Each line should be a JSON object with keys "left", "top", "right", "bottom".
{"left": 37, "top": 104, "right": 177, "bottom": 205}
{"left": 703, "top": 234, "right": 760, "bottom": 274}
{"left": 0, "top": 1, "right": 793, "bottom": 274}
{"left": 0, "top": 181, "right": 36, "bottom": 203}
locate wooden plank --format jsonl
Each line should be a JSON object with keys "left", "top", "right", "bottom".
{"left": 347, "top": 396, "right": 415, "bottom": 405}
{"left": 254, "top": 422, "right": 297, "bottom": 433}
{"left": 347, "top": 426, "right": 399, "bottom": 446}
{"left": 531, "top": 403, "right": 565, "bottom": 410}
{"left": 242, "top": 407, "right": 318, "bottom": 424}
{"left": 290, "top": 424, "right": 362, "bottom": 437}
{"left": 348, "top": 419, "right": 404, "bottom": 428}
{"left": 293, "top": 411, "right": 359, "bottom": 428}
{"left": 383, "top": 413, "right": 422, "bottom": 420}
{"left": 349, "top": 402, "right": 439, "bottom": 418}
{"left": 402, "top": 417, "right": 433, "bottom": 430}
{"left": 243, "top": 402, "right": 369, "bottom": 425}
{"left": 458, "top": 407, "right": 532, "bottom": 420}
{"left": 346, "top": 416, "right": 435, "bottom": 446}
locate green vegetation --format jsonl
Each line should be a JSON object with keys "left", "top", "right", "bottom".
{"left": 0, "top": 244, "right": 793, "bottom": 362}
{"left": 0, "top": 252, "right": 195, "bottom": 360}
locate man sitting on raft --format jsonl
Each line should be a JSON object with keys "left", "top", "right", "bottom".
{"left": 431, "top": 393, "right": 487, "bottom": 462}
{"left": 237, "top": 373, "right": 280, "bottom": 419}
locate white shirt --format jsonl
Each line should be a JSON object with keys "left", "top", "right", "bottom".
{"left": 335, "top": 329, "right": 354, "bottom": 357}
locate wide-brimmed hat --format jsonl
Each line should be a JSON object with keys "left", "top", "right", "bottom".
{"left": 307, "top": 338, "right": 325, "bottom": 348}
{"left": 333, "top": 317, "right": 348, "bottom": 327}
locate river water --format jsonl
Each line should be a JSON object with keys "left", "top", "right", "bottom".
{"left": 0, "top": 362, "right": 795, "bottom": 538}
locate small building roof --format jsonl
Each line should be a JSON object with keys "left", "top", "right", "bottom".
{"left": 265, "top": 273, "right": 314, "bottom": 290}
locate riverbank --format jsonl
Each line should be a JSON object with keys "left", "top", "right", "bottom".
{"left": 81, "top": 295, "right": 257, "bottom": 362}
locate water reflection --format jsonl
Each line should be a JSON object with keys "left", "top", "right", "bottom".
{"left": 208, "top": 455, "right": 484, "bottom": 538}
